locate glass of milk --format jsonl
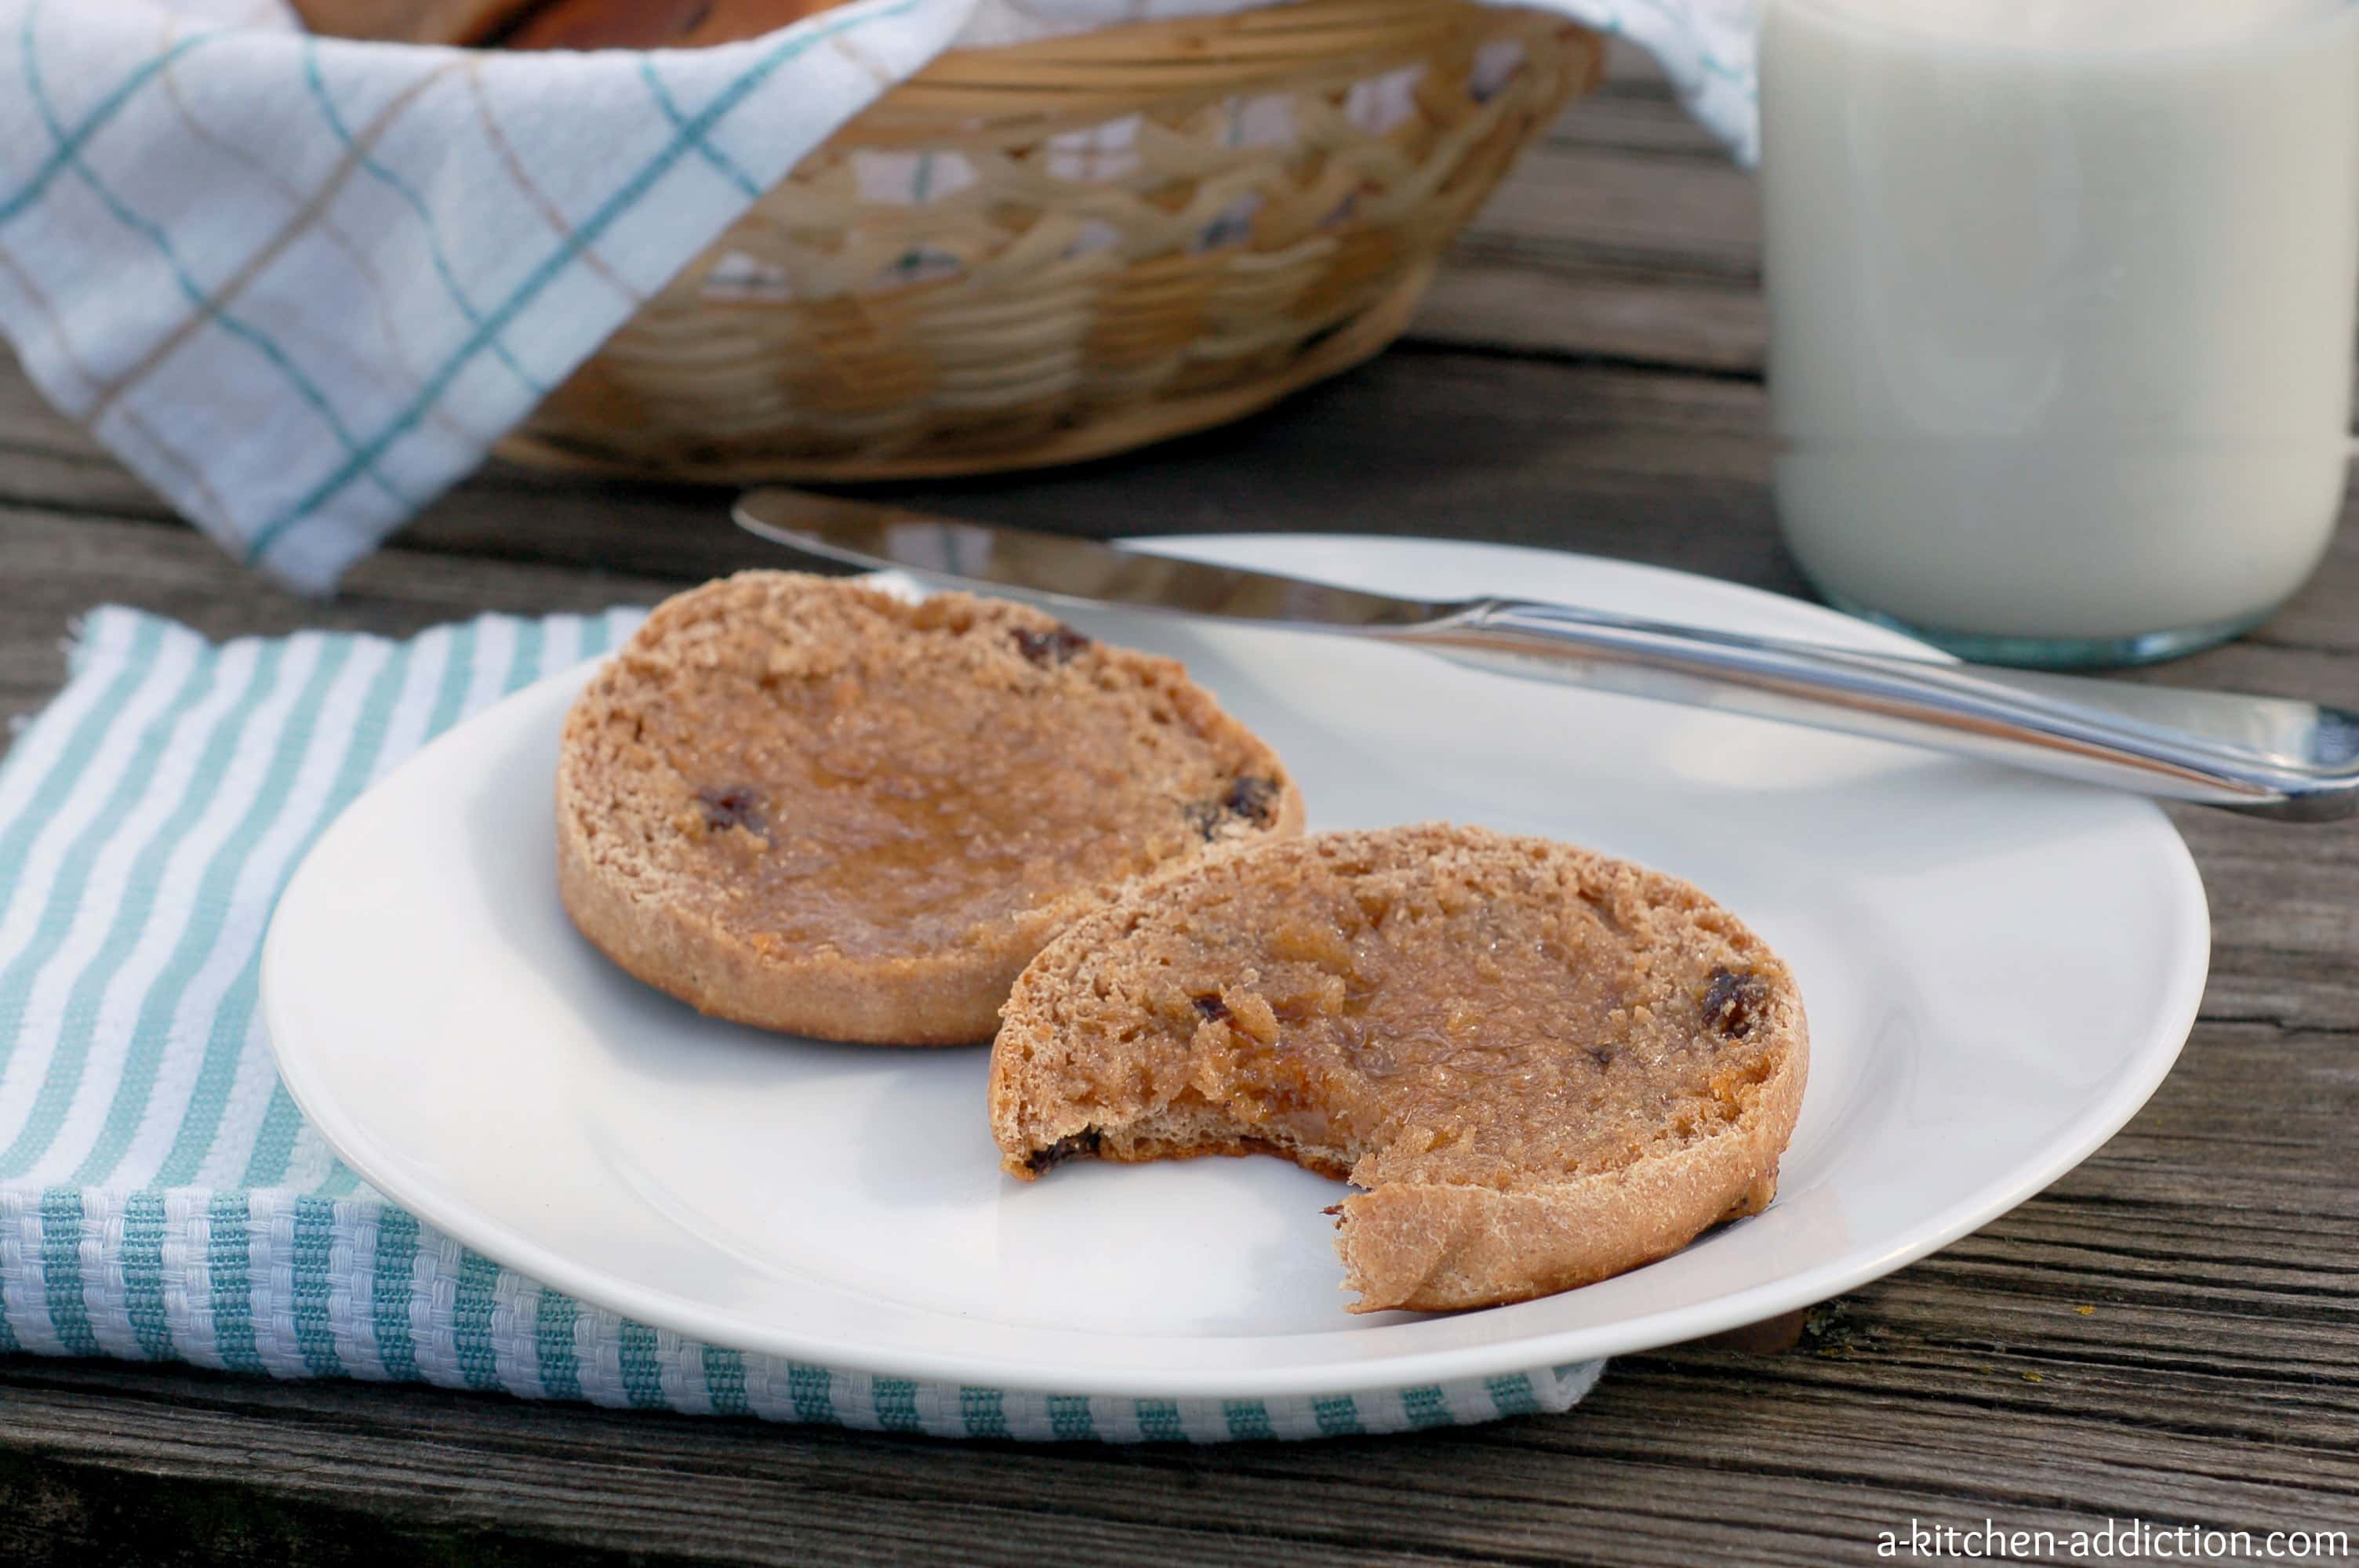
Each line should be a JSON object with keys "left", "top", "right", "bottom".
{"left": 1761, "top": 0, "right": 2359, "bottom": 666}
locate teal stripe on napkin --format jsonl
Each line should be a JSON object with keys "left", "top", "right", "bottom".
{"left": 290, "top": 1196, "right": 345, "bottom": 1378}
{"left": 38, "top": 1187, "right": 96, "bottom": 1356}
{"left": 121, "top": 1187, "right": 172, "bottom": 1360}
{"left": 702, "top": 1345, "right": 748, "bottom": 1417}
{"left": 535, "top": 1288, "right": 582, "bottom": 1402}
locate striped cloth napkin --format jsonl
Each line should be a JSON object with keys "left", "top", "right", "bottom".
{"left": 0, "top": 606, "right": 1608, "bottom": 1439}
{"left": 0, "top": 0, "right": 1755, "bottom": 595}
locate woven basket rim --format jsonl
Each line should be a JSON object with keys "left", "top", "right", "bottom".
{"left": 495, "top": 1, "right": 1602, "bottom": 485}
{"left": 844, "top": 0, "right": 1573, "bottom": 136}
{"left": 494, "top": 255, "right": 1440, "bottom": 482}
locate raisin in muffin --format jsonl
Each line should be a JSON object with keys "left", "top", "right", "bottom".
{"left": 557, "top": 572, "right": 1303, "bottom": 1044}
{"left": 991, "top": 824, "right": 1806, "bottom": 1311}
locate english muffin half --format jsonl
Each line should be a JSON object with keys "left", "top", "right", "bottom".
{"left": 991, "top": 824, "right": 1806, "bottom": 1311}
{"left": 558, "top": 572, "right": 1303, "bottom": 1044}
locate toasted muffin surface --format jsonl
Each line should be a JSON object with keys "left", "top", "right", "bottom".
{"left": 558, "top": 572, "right": 1303, "bottom": 1044}
{"left": 991, "top": 823, "right": 1806, "bottom": 1309}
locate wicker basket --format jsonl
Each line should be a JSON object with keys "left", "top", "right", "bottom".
{"left": 496, "top": 0, "right": 1601, "bottom": 483}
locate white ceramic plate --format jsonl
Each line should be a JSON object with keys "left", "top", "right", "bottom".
{"left": 261, "top": 535, "right": 2208, "bottom": 1399}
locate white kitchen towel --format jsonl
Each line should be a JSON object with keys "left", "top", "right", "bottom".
{"left": 0, "top": 0, "right": 1754, "bottom": 594}
{"left": 0, "top": 604, "right": 1609, "bottom": 1439}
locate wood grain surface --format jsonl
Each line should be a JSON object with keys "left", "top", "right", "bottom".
{"left": 0, "top": 42, "right": 2352, "bottom": 1568}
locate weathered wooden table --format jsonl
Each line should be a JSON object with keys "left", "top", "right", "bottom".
{"left": 2, "top": 44, "right": 2353, "bottom": 1568}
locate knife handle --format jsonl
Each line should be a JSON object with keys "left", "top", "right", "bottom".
{"left": 1389, "top": 598, "right": 2359, "bottom": 820}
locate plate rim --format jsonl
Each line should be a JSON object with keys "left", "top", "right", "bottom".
{"left": 261, "top": 534, "right": 2211, "bottom": 1398}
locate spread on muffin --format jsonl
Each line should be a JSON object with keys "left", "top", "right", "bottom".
{"left": 991, "top": 824, "right": 1807, "bottom": 1311}
{"left": 556, "top": 571, "right": 1303, "bottom": 1044}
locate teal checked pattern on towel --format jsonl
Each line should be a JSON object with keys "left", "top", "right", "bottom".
{"left": 0, "top": 0, "right": 1756, "bottom": 594}
{"left": 0, "top": 608, "right": 1608, "bottom": 1439}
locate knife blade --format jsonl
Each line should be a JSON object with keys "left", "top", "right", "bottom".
{"left": 729, "top": 488, "right": 2359, "bottom": 819}
{"left": 732, "top": 489, "right": 1459, "bottom": 630}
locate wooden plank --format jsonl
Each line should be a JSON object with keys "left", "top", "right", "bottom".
{"left": 1417, "top": 120, "right": 1765, "bottom": 368}
{"left": 1448, "top": 140, "right": 1763, "bottom": 284}
{"left": 1413, "top": 260, "right": 1765, "bottom": 371}
{"left": 0, "top": 1447, "right": 646, "bottom": 1568}
{"left": 1564, "top": 41, "right": 1734, "bottom": 156}
{"left": 5, "top": 335, "right": 2346, "bottom": 670}
{"left": 0, "top": 343, "right": 1796, "bottom": 583}
{"left": 0, "top": 503, "right": 686, "bottom": 728}
{"left": 0, "top": 1202, "right": 2352, "bottom": 1568}
{"left": 1411, "top": 40, "right": 1766, "bottom": 368}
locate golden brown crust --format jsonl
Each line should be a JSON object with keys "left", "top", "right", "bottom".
{"left": 500, "top": 0, "right": 850, "bottom": 49}
{"left": 293, "top": 0, "right": 850, "bottom": 49}
{"left": 554, "top": 809, "right": 1015, "bottom": 1044}
{"left": 990, "top": 824, "right": 1807, "bottom": 1312}
{"left": 1327, "top": 1070, "right": 1805, "bottom": 1311}
{"left": 557, "top": 572, "right": 1302, "bottom": 1045}
{"left": 289, "top": 0, "right": 540, "bottom": 44}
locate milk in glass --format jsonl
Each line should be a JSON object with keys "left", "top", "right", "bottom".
{"left": 1761, "top": 0, "right": 2359, "bottom": 662}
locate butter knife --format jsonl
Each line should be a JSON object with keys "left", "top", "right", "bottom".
{"left": 732, "top": 489, "right": 2359, "bottom": 821}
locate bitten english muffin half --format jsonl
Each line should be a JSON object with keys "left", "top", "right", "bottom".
{"left": 557, "top": 572, "right": 1303, "bottom": 1044}
{"left": 990, "top": 824, "right": 1806, "bottom": 1312}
